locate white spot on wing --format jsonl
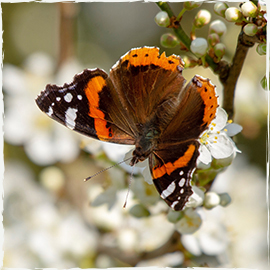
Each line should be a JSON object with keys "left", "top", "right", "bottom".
{"left": 179, "top": 171, "right": 184, "bottom": 176}
{"left": 179, "top": 178, "right": 185, "bottom": 187}
{"left": 47, "top": 106, "right": 53, "bottom": 117}
{"left": 171, "top": 201, "right": 179, "bottom": 209}
{"left": 77, "top": 95, "right": 82, "bottom": 100}
{"left": 65, "top": 108, "right": 78, "bottom": 130}
{"left": 64, "top": 93, "right": 73, "bottom": 103}
{"left": 56, "top": 97, "right": 61, "bottom": 102}
{"left": 161, "top": 181, "right": 176, "bottom": 199}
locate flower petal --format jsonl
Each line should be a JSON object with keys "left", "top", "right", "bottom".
{"left": 224, "top": 123, "right": 243, "bottom": 137}
{"left": 207, "top": 133, "right": 235, "bottom": 159}
{"left": 185, "top": 186, "right": 204, "bottom": 208}
{"left": 198, "top": 144, "right": 212, "bottom": 164}
{"left": 181, "top": 234, "right": 202, "bottom": 256}
{"left": 175, "top": 208, "right": 202, "bottom": 234}
{"left": 210, "top": 107, "right": 228, "bottom": 132}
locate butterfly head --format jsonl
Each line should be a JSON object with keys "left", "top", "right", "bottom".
{"left": 129, "top": 132, "right": 158, "bottom": 166}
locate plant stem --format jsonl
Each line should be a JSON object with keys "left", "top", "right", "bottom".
{"left": 156, "top": 2, "right": 218, "bottom": 71}
{"left": 58, "top": 3, "right": 77, "bottom": 68}
{"left": 97, "top": 230, "right": 183, "bottom": 266}
{"left": 176, "top": 8, "right": 186, "bottom": 21}
{"left": 222, "top": 31, "right": 257, "bottom": 119}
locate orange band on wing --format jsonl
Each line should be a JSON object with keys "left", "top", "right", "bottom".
{"left": 152, "top": 144, "right": 196, "bottom": 179}
{"left": 84, "top": 76, "right": 113, "bottom": 140}
{"left": 121, "top": 47, "right": 184, "bottom": 72}
{"left": 195, "top": 76, "right": 218, "bottom": 126}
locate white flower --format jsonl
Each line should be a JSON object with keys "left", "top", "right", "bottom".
{"left": 175, "top": 208, "right": 202, "bottom": 234}
{"left": 198, "top": 107, "right": 242, "bottom": 165}
{"left": 181, "top": 207, "right": 229, "bottom": 256}
{"left": 185, "top": 186, "right": 204, "bottom": 208}
{"left": 4, "top": 161, "right": 98, "bottom": 267}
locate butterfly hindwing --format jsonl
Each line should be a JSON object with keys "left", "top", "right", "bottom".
{"left": 149, "top": 140, "right": 200, "bottom": 211}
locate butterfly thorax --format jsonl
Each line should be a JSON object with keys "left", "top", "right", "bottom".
{"left": 130, "top": 128, "right": 159, "bottom": 166}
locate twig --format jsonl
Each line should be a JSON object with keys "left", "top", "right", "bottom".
{"left": 97, "top": 230, "right": 183, "bottom": 266}
{"left": 221, "top": 31, "right": 259, "bottom": 119}
{"left": 57, "top": 3, "right": 77, "bottom": 67}
{"left": 156, "top": 2, "right": 262, "bottom": 120}
{"left": 156, "top": 2, "right": 218, "bottom": 72}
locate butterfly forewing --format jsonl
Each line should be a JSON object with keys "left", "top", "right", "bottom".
{"left": 36, "top": 69, "right": 135, "bottom": 144}
{"left": 110, "top": 47, "right": 186, "bottom": 131}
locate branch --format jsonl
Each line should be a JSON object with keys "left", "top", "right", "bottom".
{"left": 221, "top": 31, "right": 259, "bottom": 119}
{"left": 97, "top": 230, "right": 183, "bottom": 266}
{"left": 58, "top": 3, "right": 77, "bottom": 67}
{"left": 156, "top": 2, "right": 218, "bottom": 71}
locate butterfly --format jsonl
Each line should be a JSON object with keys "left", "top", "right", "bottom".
{"left": 36, "top": 46, "right": 218, "bottom": 211}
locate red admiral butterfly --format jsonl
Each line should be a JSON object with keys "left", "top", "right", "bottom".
{"left": 36, "top": 47, "right": 218, "bottom": 211}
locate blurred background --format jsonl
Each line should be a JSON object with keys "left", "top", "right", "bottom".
{"left": 2, "top": 2, "right": 268, "bottom": 268}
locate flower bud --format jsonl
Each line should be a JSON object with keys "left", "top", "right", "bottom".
{"left": 241, "top": 1, "right": 258, "bottom": 18}
{"left": 129, "top": 204, "right": 150, "bottom": 218}
{"left": 204, "top": 191, "right": 220, "bottom": 209}
{"left": 219, "top": 193, "right": 231, "bottom": 207}
{"left": 155, "top": 11, "right": 170, "bottom": 27}
{"left": 190, "top": 37, "right": 208, "bottom": 57}
{"left": 260, "top": 75, "right": 268, "bottom": 90}
{"left": 193, "top": 9, "right": 211, "bottom": 28}
{"left": 185, "top": 186, "right": 205, "bottom": 208}
{"left": 214, "top": 2, "right": 229, "bottom": 17}
{"left": 167, "top": 209, "right": 184, "bottom": 223}
{"left": 208, "top": 33, "right": 220, "bottom": 47}
{"left": 182, "top": 56, "right": 198, "bottom": 68}
{"left": 225, "top": 7, "right": 243, "bottom": 22}
{"left": 209, "top": 20, "right": 227, "bottom": 37}
{"left": 214, "top": 43, "right": 226, "bottom": 60}
{"left": 183, "top": 1, "right": 202, "bottom": 10}
{"left": 256, "top": 43, "right": 267, "bottom": 55}
{"left": 243, "top": 23, "right": 258, "bottom": 36}
{"left": 160, "top": 33, "right": 179, "bottom": 48}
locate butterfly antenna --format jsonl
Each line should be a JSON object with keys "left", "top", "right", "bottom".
{"left": 84, "top": 156, "right": 133, "bottom": 182}
{"left": 123, "top": 157, "right": 138, "bottom": 209}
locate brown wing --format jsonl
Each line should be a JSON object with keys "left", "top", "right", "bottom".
{"left": 159, "top": 75, "right": 218, "bottom": 144}
{"left": 109, "top": 47, "right": 186, "bottom": 133}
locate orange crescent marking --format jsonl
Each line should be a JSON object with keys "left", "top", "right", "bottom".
{"left": 195, "top": 76, "right": 218, "bottom": 126}
{"left": 84, "top": 76, "right": 112, "bottom": 140}
{"left": 152, "top": 144, "right": 196, "bottom": 179}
